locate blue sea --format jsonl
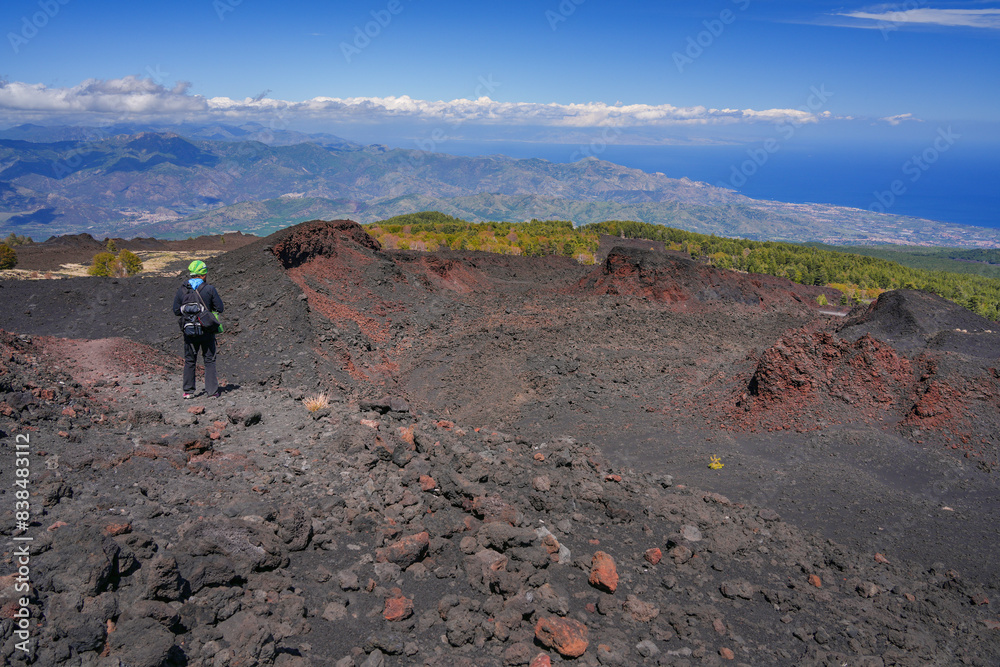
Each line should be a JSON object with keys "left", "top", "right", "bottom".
{"left": 433, "top": 140, "right": 1000, "bottom": 231}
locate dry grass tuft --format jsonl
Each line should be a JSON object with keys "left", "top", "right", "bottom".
{"left": 303, "top": 393, "right": 330, "bottom": 412}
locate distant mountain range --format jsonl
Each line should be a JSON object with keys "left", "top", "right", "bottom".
{"left": 1, "top": 122, "right": 998, "bottom": 247}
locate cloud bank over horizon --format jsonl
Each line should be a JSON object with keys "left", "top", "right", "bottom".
{"left": 834, "top": 7, "right": 1000, "bottom": 30}
{"left": 0, "top": 77, "right": 869, "bottom": 133}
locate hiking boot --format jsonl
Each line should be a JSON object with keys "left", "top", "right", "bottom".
{"left": 209, "top": 390, "right": 221, "bottom": 398}
{"left": 183, "top": 393, "right": 193, "bottom": 399}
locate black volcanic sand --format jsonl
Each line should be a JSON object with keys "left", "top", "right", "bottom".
{"left": 1, "top": 220, "right": 999, "bottom": 666}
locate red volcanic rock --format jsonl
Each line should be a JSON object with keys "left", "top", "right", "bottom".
{"left": 534, "top": 616, "right": 589, "bottom": 658}
{"left": 529, "top": 653, "right": 553, "bottom": 667}
{"left": 644, "top": 548, "right": 662, "bottom": 565}
{"left": 411, "top": 255, "right": 487, "bottom": 293}
{"left": 383, "top": 589, "right": 413, "bottom": 621}
{"left": 102, "top": 522, "right": 132, "bottom": 536}
{"left": 375, "top": 532, "right": 429, "bottom": 568}
{"left": 0, "top": 600, "right": 21, "bottom": 620}
{"left": 397, "top": 424, "right": 415, "bottom": 446}
{"left": 716, "top": 324, "right": 921, "bottom": 434}
{"left": 540, "top": 533, "right": 561, "bottom": 558}
{"left": 419, "top": 475, "right": 436, "bottom": 491}
{"left": 589, "top": 551, "right": 619, "bottom": 593}
{"left": 808, "top": 574, "right": 822, "bottom": 588}
{"left": 748, "top": 331, "right": 910, "bottom": 407}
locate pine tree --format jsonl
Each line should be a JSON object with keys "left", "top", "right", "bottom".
{"left": 0, "top": 243, "right": 17, "bottom": 270}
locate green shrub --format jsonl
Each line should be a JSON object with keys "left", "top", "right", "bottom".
{"left": 88, "top": 251, "right": 117, "bottom": 276}
{"left": 0, "top": 243, "right": 17, "bottom": 269}
{"left": 816, "top": 294, "right": 829, "bottom": 306}
{"left": 89, "top": 249, "right": 144, "bottom": 277}
{"left": 118, "top": 249, "right": 143, "bottom": 276}
{"left": 105, "top": 239, "right": 118, "bottom": 253}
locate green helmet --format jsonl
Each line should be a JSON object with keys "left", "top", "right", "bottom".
{"left": 188, "top": 260, "right": 207, "bottom": 276}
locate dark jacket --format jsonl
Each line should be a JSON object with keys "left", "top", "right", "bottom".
{"left": 173, "top": 281, "right": 224, "bottom": 320}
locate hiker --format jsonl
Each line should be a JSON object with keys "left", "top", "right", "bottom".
{"left": 172, "top": 260, "right": 224, "bottom": 399}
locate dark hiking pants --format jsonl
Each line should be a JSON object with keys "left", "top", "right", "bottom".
{"left": 183, "top": 334, "right": 218, "bottom": 394}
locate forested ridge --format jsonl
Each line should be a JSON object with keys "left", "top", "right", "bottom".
{"left": 813, "top": 244, "right": 1000, "bottom": 279}
{"left": 365, "top": 212, "right": 1000, "bottom": 320}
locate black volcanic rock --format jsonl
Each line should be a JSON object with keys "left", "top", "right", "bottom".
{"left": 840, "top": 288, "right": 1000, "bottom": 355}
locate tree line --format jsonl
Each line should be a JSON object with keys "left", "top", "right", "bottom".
{"left": 587, "top": 220, "right": 1000, "bottom": 319}
{"left": 365, "top": 214, "right": 1000, "bottom": 320}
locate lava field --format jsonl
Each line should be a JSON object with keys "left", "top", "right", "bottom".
{"left": 1, "top": 219, "right": 999, "bottom": 666}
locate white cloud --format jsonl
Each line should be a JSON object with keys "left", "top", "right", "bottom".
{"left": 0, "top": 77, "right": 852, "bottom": 129}
{"left": 880, "top": 112, "right": 922, "bottom": 126}
{"left": 834, "top": 7, "right": 1000, "bottom": 30}
{"left": 0, "top": 77, "right": 204, "bottom": 114}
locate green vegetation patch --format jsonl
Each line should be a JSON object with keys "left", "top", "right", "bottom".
{"left": 365, "top": 212, "right": 599, "bottom": 263}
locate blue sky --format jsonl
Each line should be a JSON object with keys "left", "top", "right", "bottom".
{"left": 0, "top": 0, "right": 998, "bottom": 146}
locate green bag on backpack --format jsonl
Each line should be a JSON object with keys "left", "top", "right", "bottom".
{"left": 212, "top": 311, "right": 224, "bottom": 334}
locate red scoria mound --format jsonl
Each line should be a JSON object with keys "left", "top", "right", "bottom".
{"left": 705, "top": 308, "right": 1000, "bottom": 463}
{"left": 271, "top": 220, "right": 409, "bottom": 384}
{"left": 747, "top": 329, "right": 911, "bottom": 410}
{"left": 709, "top": 324, "right": 914, "bottom": 433}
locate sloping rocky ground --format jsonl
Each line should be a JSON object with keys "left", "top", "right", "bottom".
{"left": 1, "top": 330, "right": 999, "bottom": 666}
{"left": 1, "top": 220, "right": 999, "bottom": 666}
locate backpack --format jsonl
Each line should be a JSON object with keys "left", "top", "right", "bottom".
{"left": 178, "top": 284, "right": 219, "bottom": 336}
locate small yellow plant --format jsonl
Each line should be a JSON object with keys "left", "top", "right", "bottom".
{"left": 709, "top": 455, "right": 724, "bottom": 470}
{"left": 303, "top": 393, "right": 330, "bottom": 412}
